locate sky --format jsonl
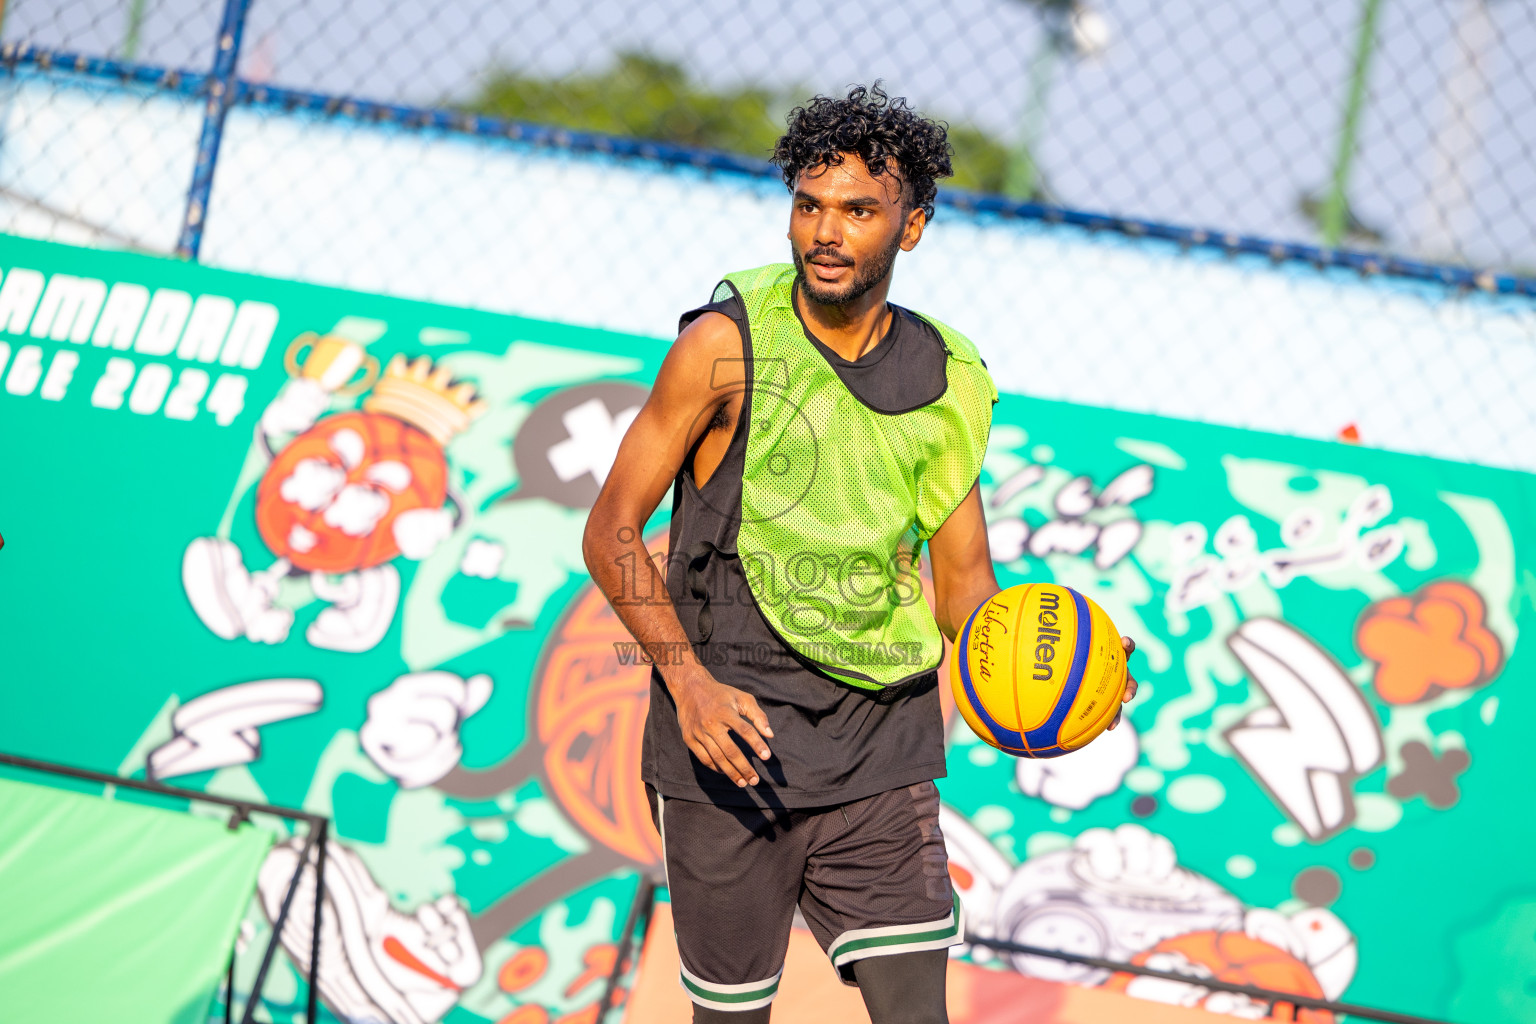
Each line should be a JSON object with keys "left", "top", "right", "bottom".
{"left": 7, "top": 0, "right": 1535, "bottom": 272}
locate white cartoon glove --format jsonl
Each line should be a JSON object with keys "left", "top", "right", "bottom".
{"left": 1014, "top": 719, "right": 1138, "bottom": 810}
{"left": 1073, "top": 824, "right": 1179, "bottom": 889}
{"left": 393, "top": 507, "right": 455, "bottom": 561}
{"left": 360, "top": 671, "right": 494, "bottom": 789}
{"left": 260, "top": 377, "right": 330, "bottom": 438}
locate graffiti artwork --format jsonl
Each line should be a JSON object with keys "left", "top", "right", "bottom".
{"left": 1, "top": 235, "right": 1533, "bottom": 1024}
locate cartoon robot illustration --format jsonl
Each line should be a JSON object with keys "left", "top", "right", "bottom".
{"left": 942, "top": 815, "right": 1357, "bottom": 1017}
{"left": 183, "top": 335, "right": 484, "bottom": 653}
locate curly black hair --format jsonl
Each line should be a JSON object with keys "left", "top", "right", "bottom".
{"left": 771, "top": 83, "right": 953, "bottom": 222}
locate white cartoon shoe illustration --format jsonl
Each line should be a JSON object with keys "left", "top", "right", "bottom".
{"left": 1225, "top": 618, "right": 1384, "bottom": 841}
{"left": 998, "top": 824, "right": 1245, "bottom": 983}
{"left": 182, "top": 538, "right": 295, "bottom": 644}
{"left": 942, "top": 806, "right": 1358, "bottom": 1006}
{"left": 258, "top": 837, "right": 482, "bottom": 1024}
{"left": 361, "top": 672, "right": 494, "bottom": 789}
{"left": 307, "top": 564, "right": 402, "bottom": 653}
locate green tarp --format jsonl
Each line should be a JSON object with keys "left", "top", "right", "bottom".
{"left": 0, "top": 777, "right": 273, "bottom": 1024}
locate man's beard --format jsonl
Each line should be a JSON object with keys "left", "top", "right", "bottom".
{"left": 792, "top": 229, "right": 903, "bottom": 308}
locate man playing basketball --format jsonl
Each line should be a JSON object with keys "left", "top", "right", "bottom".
{"left": 585, "top": 85, "right": 1137, "bottom": 1023}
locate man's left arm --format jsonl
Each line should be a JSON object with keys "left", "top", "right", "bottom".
{"left": 925, "top": 480, "right": 1139, "bottom": 729}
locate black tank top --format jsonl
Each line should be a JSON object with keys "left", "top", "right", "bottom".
{"left": 640, "top": 285, "right": 954, "bottom": 809}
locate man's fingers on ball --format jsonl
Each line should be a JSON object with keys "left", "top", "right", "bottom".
{"left": 1121, "top": 635, "right": 1136, "bottom": 655}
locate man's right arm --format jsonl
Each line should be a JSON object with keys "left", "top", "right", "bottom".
{"left": 581, "top": 311, "right": 774, "bottom": 788}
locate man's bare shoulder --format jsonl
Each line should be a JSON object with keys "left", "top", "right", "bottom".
{"left": 661, "top": 309, "right": 745, "bottom": 393}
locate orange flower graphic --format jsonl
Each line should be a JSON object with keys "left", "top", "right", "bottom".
{"left": 1355, "top": 581, "right": 1503, "bottom": 705}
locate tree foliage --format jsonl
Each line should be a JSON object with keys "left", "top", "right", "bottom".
{"left": 465, "top": 52, "right": 1015, "bottom": 195}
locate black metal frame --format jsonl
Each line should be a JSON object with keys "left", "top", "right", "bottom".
{"left": 2, "top": 749, "right": 1453, "bottom": 1024}
{"left": 595, "top": 880, "right": 1455, "bottom": 1024}
{"left": 595, "top": 873, "right": 661, "bottom": 1022}
{"left": 0, "top": 751, "right": 329, "bottom": 1024}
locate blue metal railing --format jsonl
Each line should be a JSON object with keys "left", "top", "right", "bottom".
{"left": 174, "top": 0, "right": 253, "bottom": 259}
{"left": 2, "top": 40, "right": 1533, "bottom": 298}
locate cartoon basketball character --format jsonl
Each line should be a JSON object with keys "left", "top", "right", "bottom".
{"left": 184, "top": 338, "right": 484, "bottom": 652}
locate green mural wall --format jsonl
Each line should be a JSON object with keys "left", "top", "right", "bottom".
{"left": 0, "top": 234, "right": 1531, "bottom": 1024}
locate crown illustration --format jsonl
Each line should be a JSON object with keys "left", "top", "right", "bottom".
{"left": 362, "top": 355, "right": 486, "bottom": 445}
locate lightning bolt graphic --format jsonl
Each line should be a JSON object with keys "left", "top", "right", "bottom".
{"left": 1224, "top": 619, "right": 1382, "bottom": 841}
{"left": 148, "top": 679, "right": 323, "bottom": 780}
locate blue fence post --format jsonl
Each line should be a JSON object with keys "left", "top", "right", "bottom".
{"left": 175, "top": 0, "right": 253, "bottom": 260}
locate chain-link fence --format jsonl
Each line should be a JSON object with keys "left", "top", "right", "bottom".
{"left": 1, "top": 0, "right": 1534, "bottom": 470}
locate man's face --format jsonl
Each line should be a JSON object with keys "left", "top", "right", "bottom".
{"left": 788, "top": 153, "right": 925, "bottom": 307}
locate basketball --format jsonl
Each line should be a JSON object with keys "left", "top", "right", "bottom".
{"left": 951, "top": 583, "right": 1128, "bottom": 758}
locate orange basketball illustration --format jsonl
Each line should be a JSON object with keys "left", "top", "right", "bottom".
{"left": 254, "top": 355, "right": 483, "bottom": 574}
{"left": 535, "top": 538, "right": 670, "bottom": 867}
{"left": 1105, "top": 930, "right": 1332, "bottom": 1023}
{"left": 256, "top": 410, "right": 448, "bottom": 573}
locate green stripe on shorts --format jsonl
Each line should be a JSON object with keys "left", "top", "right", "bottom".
{"left": 827, "top": 894, "right": 963, "bottom": 966}
{"left": 678, "top": 971, "right": 780, "bottom": 1004}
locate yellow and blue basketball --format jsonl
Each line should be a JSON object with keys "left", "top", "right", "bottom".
{"left": 951, "top": 583, "right": 1127, "bottom": 758}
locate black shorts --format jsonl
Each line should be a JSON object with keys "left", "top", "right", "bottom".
{"left": 645, "top": 780, "right": 962, "bottom": 1013}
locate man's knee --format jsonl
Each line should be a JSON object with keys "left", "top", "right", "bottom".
{"left": 692, "top": 1004, "right": 772, "bottom": 1024}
